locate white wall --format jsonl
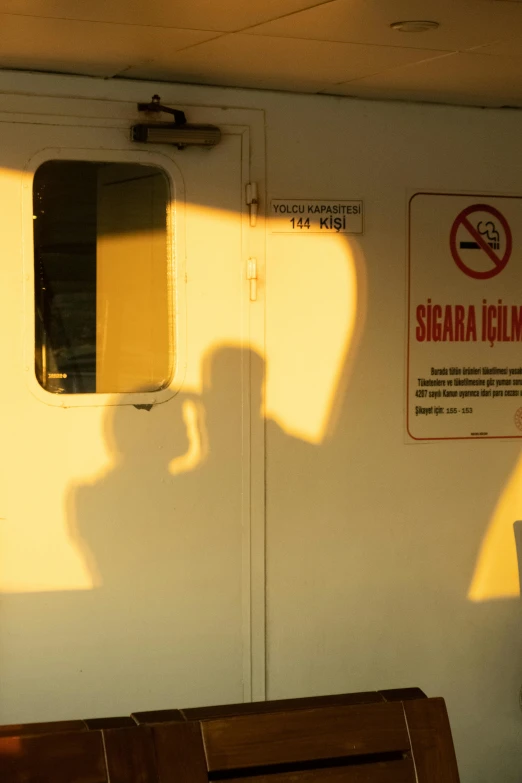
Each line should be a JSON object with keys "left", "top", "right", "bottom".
{"left": 0, "top": 70, "right": 520, "bottom": 782}
{"left": 260, "top": 92, "right": 522, "bottom": 783}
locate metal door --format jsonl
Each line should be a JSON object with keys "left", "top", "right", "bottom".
{"left": 0, "top": 95, "right": 265, "bottom": 721}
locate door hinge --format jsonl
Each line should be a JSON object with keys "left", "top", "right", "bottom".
{"left": 247, "top": 258, "right": 258, "bottom": 301}
{"left": 246, "top": 183, "right": 258, "bottom": 227}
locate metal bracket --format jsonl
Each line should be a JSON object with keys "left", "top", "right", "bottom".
{"left": 137, "top": 95, "right": 187, "bottom": 125}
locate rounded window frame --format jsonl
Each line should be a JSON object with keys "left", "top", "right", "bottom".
{"left": 23, "top": 146, "right": 186, "bottom": 408}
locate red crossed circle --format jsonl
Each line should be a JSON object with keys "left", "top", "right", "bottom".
{"left": 449, "top": 204, "right": 512, "bottom": 280}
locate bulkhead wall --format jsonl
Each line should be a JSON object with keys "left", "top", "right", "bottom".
{"left": 0, "top": 70, "right": 519, "bottom": 783}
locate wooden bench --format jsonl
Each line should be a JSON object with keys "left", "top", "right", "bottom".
{"left": 0, "top": 689, "right": 460, "bottom": 782}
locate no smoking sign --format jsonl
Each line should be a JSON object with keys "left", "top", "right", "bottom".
{"left": 408, "top": 192, "right": 522, "bottom": 441}
{"left": 449, "top": 203, "right": 512, "bottom": 280}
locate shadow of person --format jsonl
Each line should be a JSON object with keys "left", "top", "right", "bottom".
{"left": 64, "top": 344, "right": 313, "bottom": 713}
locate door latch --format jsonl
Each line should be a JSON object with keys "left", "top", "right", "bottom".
{"left": 247, "top": 258, "right": 258, "bottom": 302}
{"left": 246, "top": 183, "right": 259, "bottom": 227}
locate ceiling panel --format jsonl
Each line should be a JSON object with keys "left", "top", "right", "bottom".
{"left": 470, "top": 34, "right": 522, "bottom": 55}
{"left": 0, "top": 0, "right": 519, "bottom": 108}
{"left": 246, "top": 0, "right": 522, "bottom": 52}
{"left": 122, "top": 33, "right": 449, "bottom": 92}
{"left": 0, "top": 0, "right": 338, "bottom": 33}
{"left": 0, "top": 14, "right": 219, "bottom": 77}
{"left": 326, "top": 51, "right": 522, "bottom": 107}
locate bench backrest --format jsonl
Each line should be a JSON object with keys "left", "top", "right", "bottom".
{"left": 0, "top": 690, "right": 460, "bottom": 783}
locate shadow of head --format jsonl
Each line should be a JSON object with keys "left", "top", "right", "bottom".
{"left": 201, "top": 344, "right": 264, "bottom": 406}
{"left": 102, "top": 344, "right": 265, "bottom": 461}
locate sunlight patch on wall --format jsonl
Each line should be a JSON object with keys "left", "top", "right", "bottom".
{"left": 468, "top": 452, "right": 522, "bottom": 601}
{"left": 180, "top": 204, "right": 246, "bottom": 391}
{"left": 0, "top": 406, "right": 109, "bottom": 594}
{"left": 265, "top": 233, "right": 357, "bottom": 444}
{"left": 0, "top": 205, "right": 358, "bottom": 594}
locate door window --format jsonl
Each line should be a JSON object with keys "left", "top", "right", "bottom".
{"left": 33, "top": 160, "right": 172, "bottom": 394}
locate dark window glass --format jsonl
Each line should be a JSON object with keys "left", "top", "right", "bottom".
{"left": 34, "top": 161, "right": 172, "bottom": 394}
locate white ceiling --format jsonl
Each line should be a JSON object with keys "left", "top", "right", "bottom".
{"left": 1, "top": 0, "right": 522, "bottom": 107}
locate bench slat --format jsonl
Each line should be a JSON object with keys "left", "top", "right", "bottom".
{"left": 0, "top": 730, "right": 107, "bottom": 783}
{"left": 153, "top": 721, "right": 208, "bottom": 783}
{"left": 201, "top": 702, "right": 411, "bottom": 772}
{"left": 85, "top": 717, "right": 137, "bottom": 730}
{"left": 404, "top": 698, "right": 460, "bottom": 783}
{"left": 0, "top": 719, "right": 87, "bottom": 737}
{"left": 0, "top": 716, "right": 138, "bottom": 737}
{"left": 229, "top": 758, "right": 416, "bottom": 783}
{"left": 131, "top": 709, "right": 185, "bottom": 725}
{"left": 378, "top": 689, "right": 426, "bottom": 703}
{"left": 181, "top": 693, "right": 391, "bottom": 723}
{"left": 103, "top": 726, "right": 157, "bottom": 783}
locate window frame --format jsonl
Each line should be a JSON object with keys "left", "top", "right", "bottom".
{"left": 23, "top": 147, "right": 186, "bottom": 408}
